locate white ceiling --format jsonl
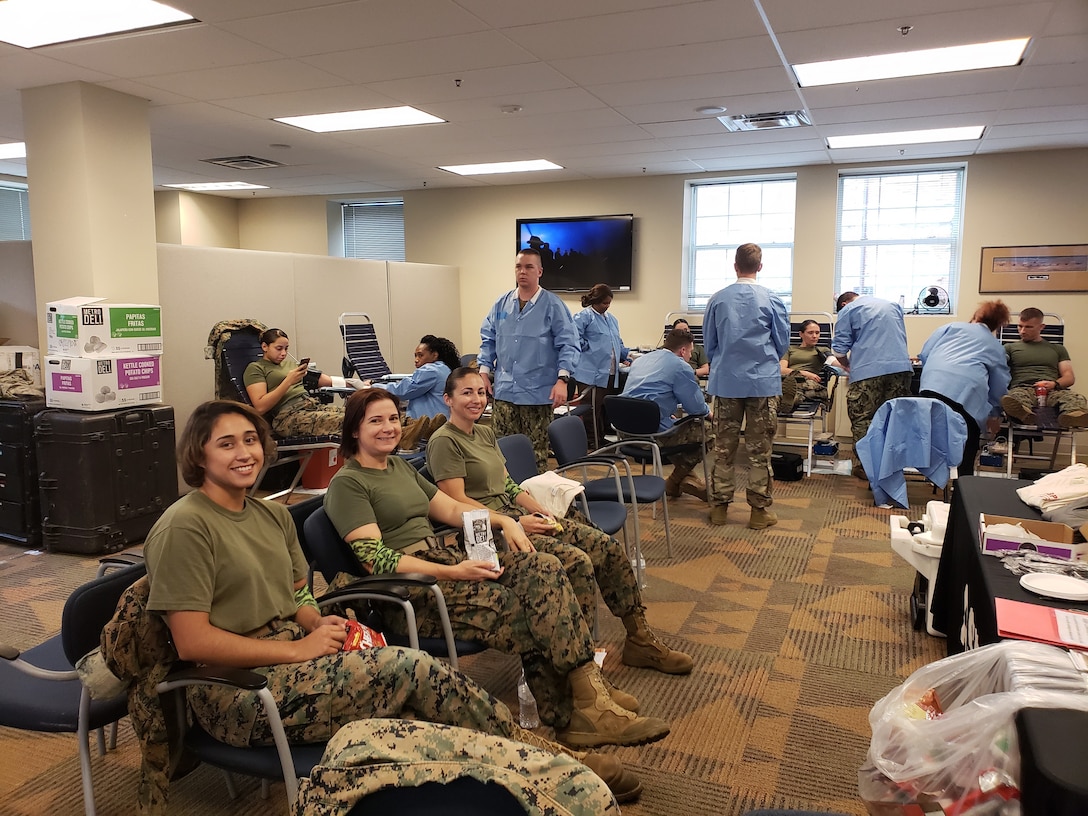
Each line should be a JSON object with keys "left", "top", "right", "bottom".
{"left": 0, "top": 0, "right": 1085, "bottom": 197}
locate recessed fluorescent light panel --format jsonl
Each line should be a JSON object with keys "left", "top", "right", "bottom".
{"left": 0, "top": 0, "right": 194, "bottom": 49}
{"left": 162, "top": 182, "right": 269, "bottom": 192}
{"left": 438, "top": 159, "right": 563, "bottom": 176}
{"left": 0, "top": 142, "right": 28, "bottom": 160}
{"left": 793, "top": 38, "right": 1029, "bottom": 87}
{"left": 275, "top": 107, "right": 444, "bottom": 133}
{"left": 827, "top": 126, "right": 984, "bottom": 149}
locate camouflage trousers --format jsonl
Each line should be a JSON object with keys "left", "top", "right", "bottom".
{"left": 846, "top": 372, "right": 913, "bottom": 465}
{"left": 492, "top": 401, "right": 555, "bottom": 473}
{"left": 186, "top": 621, "right": 516, "bottom": 748}
{"left": 779, "top": 374, "right": 828, "bottom": 414}
{"left": 710, "top": 396, "right": 775, "bottom": 509}
{"left": 1003, "top": 385, "right": 1088, "bottom": 416}
{"left": 271, "top": 396, "right": 344, "bottom": 438}
{"left": 499, "top": 501, "right": 641, "bottom": 625}
{"left": 333, "top": 547, "right": 595, "bottom": 728}
{"left": 660, "top": 419, "right": 713, "bottom": 476}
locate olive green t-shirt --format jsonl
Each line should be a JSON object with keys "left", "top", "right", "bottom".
{"left": 324, "top": 457, "right": 438, "bottom": 551}
{"left": 784, "top": 345, "right": 831, "bottom": 375}
{"left": 1005, "top": 339, "right": 1070, "bottom": 387}
{"left": 243, "top": 357, "right": 306, "bottom": 413}
{"left": 426, "top": 423, "right": 509, "bottom": 511}
{"left": 144, "top": 491, "right": 308, "bottom": 635}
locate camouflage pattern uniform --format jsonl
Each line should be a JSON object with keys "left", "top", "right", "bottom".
{"left": 330, "top": 547, "right": 595, "bottom": 729}
{"left": 711, "top": 396, "right": 776, "bottom": 509}
{"left": 1003, "top": 384, "right": 1088, "bottom": 416}
{"left": 846, "top": 372, "right": 913, "bottom": 464}
{"left": 779, "top": 374, "right": 828, "bottom": 414}
{"left": 185, "top": 621, "right": 519, "bottom": 747}
{"left": 294, "top": 719, "right": 618, "bottom": 816}
{"left": 271, "top": 395, "right": 344, "bottom": 438}
{"left": 492, "top": 400, "right": 555, "bottom": 473}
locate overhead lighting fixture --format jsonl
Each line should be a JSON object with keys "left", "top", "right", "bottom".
{"left": 275, "top": 106, "right": 444, "bottom": 133}
{"left": 438, "top": 159, "right": 563, "bottom": 176}
{"left": 695, "top": 105, "right": 727, "bottom": 115}
{"left": 0, "top": 142, "right": 27, "bottom": 160}
{"left": 0, "top": 0, "right": 194, "bottom": 49}
{"left": 827, "top": 126, "right": 984, "bottom": 149}
{"left": 161, "top": 182, "right": 269, "bottom": 192}
{"left": 793, "top": 38, "right": 1029, "bottom": 87}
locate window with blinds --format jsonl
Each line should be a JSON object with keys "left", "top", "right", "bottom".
{"left": 835, "top": 167, "right": 966, "bottom": 313}
{"left": 0, "top": 183, "right": 31, "bottom": 240}
{"left": 342, "top": 199, "right": 405, "bottom": 261}
{"left": 686, "top": 176, "right": 796, "bottom": 311}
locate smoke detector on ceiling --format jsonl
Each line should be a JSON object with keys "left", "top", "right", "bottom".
{"left": 202, "top": 155, "right": 284, "bottom": 170}
{"left": 716, "top": 111, "right": 812, "bottom": 132}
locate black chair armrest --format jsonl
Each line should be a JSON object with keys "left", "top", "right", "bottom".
{"left": 161, "top": 664, "right": 267, "bottom": 692}
{"left": 317, "top": 584, "right": 410, "bottom": 605}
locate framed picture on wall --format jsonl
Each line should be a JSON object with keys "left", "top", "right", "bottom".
{"left": 979, "top": 244, "right": 1088, "bottom": 293}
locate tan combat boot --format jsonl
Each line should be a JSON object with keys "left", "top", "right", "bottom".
{"left": 748, "top": 506, "right": 778, "bottom": 530}
{"left": 664, "top": 467, "right": 688, "bottom": 498}
{"left": 556, "top": 661, "right": 669, "bottom": 748}
{"left": 508, "top": 724, "right": 643, "bottom": 803}
{"left": 602, "top": 676, "right": 639, "bottom": 713}
{"left": 621, "top": 608, "right": 694, "bottom": 675}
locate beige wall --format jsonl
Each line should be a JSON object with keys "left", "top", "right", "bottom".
{"left": 216, "top": 148, "right": 1087, "bottom": 372}
{"left": 155, "top": 190, "right": 240, "bottom": 248}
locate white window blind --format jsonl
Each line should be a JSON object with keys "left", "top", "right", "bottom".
{"left": 686, "top": 177, "right": 796, "bottom": 311}
{"left": 835, "top": 167, "right": 965, "bottom": 313}
{"left": 342, "top": 199, "right": 405, "bottom": 261}
{"left": 0, "top": 184, "right": 31, "bottom": 240}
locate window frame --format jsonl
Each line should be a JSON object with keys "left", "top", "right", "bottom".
{"left": 341, "top": 198, "right": 405, "bottom": 261}
{"left": 834, "top": 164, "right": 967, "bottom": 314}
{"left": 0, "top": 182, "right": 31, "bottom": 241}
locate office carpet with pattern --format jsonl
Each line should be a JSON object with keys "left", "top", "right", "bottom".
{"left": 0, "top": 467, "right": 948, "bottom": 815}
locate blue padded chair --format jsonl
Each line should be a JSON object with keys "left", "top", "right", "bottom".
{"left": 0, "top": 561, "right": 146, "bottom": 816}
{"left": 497, "top": 432, "right": 628, "bottom": 542}
{"left": 303, "top": 507, "right": 483, "bottom": 667}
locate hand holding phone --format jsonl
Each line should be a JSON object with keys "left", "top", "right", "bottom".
{"left": 298, "top": 357, "right": 311, "bottom": 368}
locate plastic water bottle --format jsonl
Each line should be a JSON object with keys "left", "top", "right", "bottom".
{"left": 1035, "top": 384, "right": 1048, "bottom": 407}
{"left": 517, "top": 670, "right": 539, "bottom": 729}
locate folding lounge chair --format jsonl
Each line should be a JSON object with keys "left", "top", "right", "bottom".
{"left": 339, "top": 312, "right": 402, "bottom": 382}
{"left": 775, "top": 312, "right": 841, "bottom": 475}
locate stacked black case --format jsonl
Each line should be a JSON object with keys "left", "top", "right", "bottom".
{"left": 35, "top": 405, "right": 178, "bottom": 554}
{"left": 0, "top": 395, "right": 47, "bottom": 546}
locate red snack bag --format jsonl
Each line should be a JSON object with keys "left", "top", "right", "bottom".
{"left": 342, "top": 619, "right": 388, "bottom": 651}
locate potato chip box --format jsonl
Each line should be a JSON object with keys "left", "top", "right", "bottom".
{"left": 44, "top": 354, "right": 163, "bottom": 411}
{"left": 46, "top": 297, "right": 163, "bottom": 357}
{"left": 0, "top": 345, "right": 41, "bottom": 386}
{"left": 978, "top": 513, "right": 1086, "bottom": 560}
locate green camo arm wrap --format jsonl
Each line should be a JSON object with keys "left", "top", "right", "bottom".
{"left": 349, "top": 537, "right": 402, "bottom": 575}
{"left": 293, "top": 584, "right": 319, "bottom": 612}
{"left": 504, "top": 475, "right": 524, "bottom": 501}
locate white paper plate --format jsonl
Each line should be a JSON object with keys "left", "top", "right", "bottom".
{"left": 1019, "top": 573, "right": 1088, "bottom": 602}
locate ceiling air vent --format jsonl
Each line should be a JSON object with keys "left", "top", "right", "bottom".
{"left": 716, "top": 111, "right": 812, "bottom": 132}
{"left": 202, "top": 155, "right": 284, "bottom": 170}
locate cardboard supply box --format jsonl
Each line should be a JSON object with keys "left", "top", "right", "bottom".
{"left": 0, "top": 345, "right": 42, "bottom": 386}
{"left": 46, "top": 297, "right": 163, "bottom": 357}
{"left": 44, "top": 354, "right": 163, "bottom": 411}
{"left": 978, "top": 512, "right": 1088, "bottom": 560}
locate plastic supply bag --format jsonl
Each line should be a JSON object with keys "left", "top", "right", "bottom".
{"left": 859, "top": 641, "right": 1088, "bottom": 816}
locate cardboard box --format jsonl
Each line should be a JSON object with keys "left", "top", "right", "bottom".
{"left": 44, "top": 354, "right": 163, "bottom": 411}
{"left": 0, "top": 345, "right": 41, "bottom": 385}
{"left": 46, "top": 297, "right": 163, "bottom": 357}
{"left": 979, "top": 513, "right": 1086, "bottom": 560}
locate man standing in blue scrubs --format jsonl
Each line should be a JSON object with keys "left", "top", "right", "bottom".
{"left": 832, "top": 292, "right": 913, "bottom": 480}
{"left": 703, "top": 243, "right": 789, "bottom": 529}
{"left": 479, "top": 248, "right": 580, "bottom": 472}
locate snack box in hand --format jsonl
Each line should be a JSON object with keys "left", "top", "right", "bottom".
{"left": 979, "top": 513, "right": 1087, "bottom": 560}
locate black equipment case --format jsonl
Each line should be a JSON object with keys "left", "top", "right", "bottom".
{"left": 34, "top": 405, "right": 178, "bottom": 554}
{"left": 770, "top": 450, "right": 804, "bottom": 481}
{"left": 0, "top": 395, "right": 47, "bottom": 547}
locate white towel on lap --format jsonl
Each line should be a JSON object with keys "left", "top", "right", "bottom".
{"left": 519, "top": 472, "right": 586, "bottom": 518}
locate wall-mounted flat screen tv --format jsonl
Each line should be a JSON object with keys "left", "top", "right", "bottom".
{"left": 515, "top": 214, "right": 634, "bottom": 292}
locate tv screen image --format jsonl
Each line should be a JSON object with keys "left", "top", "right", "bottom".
{"left": 516, "top": 214, "right": 634, "bottom": 292}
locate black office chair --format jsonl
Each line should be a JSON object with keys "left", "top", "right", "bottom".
{"left": 303, "top": 507, "right": 483, "bottom": 667}
{"left": 0, "top": 561, "right": 146, "bottom": 816}
{"left": 497, "top": 432, "right": 628, "bottom": 541}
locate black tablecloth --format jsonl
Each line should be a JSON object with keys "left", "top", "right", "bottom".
{"left": 931, "top": 476, "right": 1088, "bottom": 654}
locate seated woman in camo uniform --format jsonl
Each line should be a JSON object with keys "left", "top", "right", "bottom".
{"left": 778, "top": 319, "right": 834, "bottom": 413}
{"left": 142, "top": 399, "right": 640, "bottom": 803}
{"left": 323, "top": 388, "right": 671, "bottom": 751}
{"left": 244, "top": 327, "right": 347, "bottom": 438}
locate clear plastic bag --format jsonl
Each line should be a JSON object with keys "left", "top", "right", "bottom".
{"left": 860, "top": 641, "right": 1088, "bottom": 816}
